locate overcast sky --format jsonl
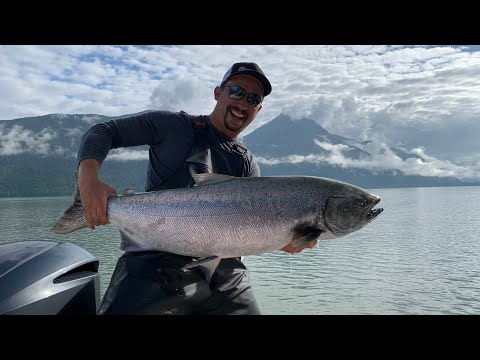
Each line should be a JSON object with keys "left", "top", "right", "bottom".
{"left": 1, "top": 45, "right": 479, "bottom": 180}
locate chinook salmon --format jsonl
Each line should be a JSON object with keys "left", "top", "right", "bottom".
{"left": 51, "top": 173, "right": 383, "bottom": 281}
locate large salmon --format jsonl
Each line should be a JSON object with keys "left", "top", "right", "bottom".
{"left": 51, "top": 173, "right": 383, "bottom": 281}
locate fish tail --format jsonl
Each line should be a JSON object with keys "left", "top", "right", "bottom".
{"left": 50, "top": 171, "right": 87, "bottom": 234}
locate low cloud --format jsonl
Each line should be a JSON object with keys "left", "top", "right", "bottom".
{"left": 107, "top": 149, "right": 149, "bottom": 161}
{"left": 80, "top": 115, "right": 104, "bottom": 124}
{"left": 0, "top": 124, "right": 58, "bottom": 155}
{"left": 65, "top": 127, "right": 84, "bottom": 137}
{"left": 256, "top": 140, "right": 478, "bottom": 180}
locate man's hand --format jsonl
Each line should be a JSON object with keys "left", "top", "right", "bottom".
{"left": 280, "top": 239, "right": 318, "bottom": 254}
{"left": 78, "top": 159, "right": 117, "bottom": 230}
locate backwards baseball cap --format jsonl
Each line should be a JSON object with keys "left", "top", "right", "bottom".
{"left": 221, "top": 62, "right": 272, "bottom": 97}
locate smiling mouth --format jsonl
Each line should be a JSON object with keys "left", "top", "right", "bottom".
{"left": 230, "top": 107, "right": 246, "bottom": 119}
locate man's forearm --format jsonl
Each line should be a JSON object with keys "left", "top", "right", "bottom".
{"left": 78, "top": 159, "right": 101, "bottom": 183}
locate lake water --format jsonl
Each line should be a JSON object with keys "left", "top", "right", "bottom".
{"left": 1, "top": 186, "right": 479, "bottom": 315}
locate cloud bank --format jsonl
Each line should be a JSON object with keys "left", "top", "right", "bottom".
{"left": 1, "top": 45, "right": 479, "bottom": 178}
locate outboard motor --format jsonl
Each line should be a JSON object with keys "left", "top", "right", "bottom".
{"left": 0, "top": 240, "right": 100, "bottom": 315}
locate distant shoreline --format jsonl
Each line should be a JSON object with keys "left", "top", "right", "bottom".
{"left": 2, "top": 183, "right": 480, "bottom": 199}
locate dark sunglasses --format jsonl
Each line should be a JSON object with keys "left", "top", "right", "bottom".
{"left": 226, "top": 85, "right": 263, "bottom": 108}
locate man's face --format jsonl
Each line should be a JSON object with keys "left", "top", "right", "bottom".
{"left": 212, "top": 75, "right": 264, "bottom": 138}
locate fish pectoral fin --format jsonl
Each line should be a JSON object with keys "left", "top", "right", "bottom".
{"left": 291, "top": 222, "right": 324, "bottom": 248}
{"left": 192, "top": 173, "right": 238, "bottom": 186}
{"left": 181, "top": 256, "right": 222, "bottom": 284}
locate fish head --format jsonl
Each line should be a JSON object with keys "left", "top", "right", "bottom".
{"left": 323, "top": 190, "right": 383, "bottom": 237}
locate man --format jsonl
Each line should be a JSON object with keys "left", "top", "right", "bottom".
{"left": 77, "top": 62, "right": 316, "bottom": 315}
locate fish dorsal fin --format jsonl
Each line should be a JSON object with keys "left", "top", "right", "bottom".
{"left": 122, "top": 188, "right": 136, "bottom": 196}
{"left": 192, "top": 173, "right": 237, "bottom": 186}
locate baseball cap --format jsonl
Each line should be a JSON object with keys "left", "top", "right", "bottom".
{"left": 221, "top": 62, "right": 272, "bottom": 97}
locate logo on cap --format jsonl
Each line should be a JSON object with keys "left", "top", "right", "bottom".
{"left": 238, "top": 66, "right": 246, "bottom": 71}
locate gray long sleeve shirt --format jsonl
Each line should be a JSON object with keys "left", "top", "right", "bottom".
{"left": 77, "top": 110, "right": 260, "bottom": 192}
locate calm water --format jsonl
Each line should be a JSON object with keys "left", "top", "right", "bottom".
{"left": 1, "top": 186, "right": 479, "bottom": 315}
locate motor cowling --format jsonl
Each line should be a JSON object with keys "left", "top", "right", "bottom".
{"left": 0, "top": 240, "right": 100, "bottom": 315}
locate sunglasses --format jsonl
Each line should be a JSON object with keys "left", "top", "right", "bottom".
{"left": 226, "top": 85, "right": 263, "bottom": 109}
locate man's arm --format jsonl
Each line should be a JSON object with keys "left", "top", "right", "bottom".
{"left": 77, "top": 110, "right": 193, "bottom": 229}
{"left": 78, "top": 159, "right": 117, "bottom": 230}
{"left": 77, "top": 110, "right": 189, "bottom": 166}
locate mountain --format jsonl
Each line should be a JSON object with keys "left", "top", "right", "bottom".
{"left": 241, "top": 114, "right": 469, "bottom": 189}
{"left": 0, "top": 113, "right": 150, "bottom": 197}
{"left": 0, "top": 112, "right": 477, "bottom": 197}
{"left": 242, "top": 114, "right": 369, "bottom": 159}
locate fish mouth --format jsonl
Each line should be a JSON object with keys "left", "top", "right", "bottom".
{"left": 367, "top": 207, "right": 383, "bottom": 221}
{"left": 367, "top": 194, "right": 383, "bottom": 221}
